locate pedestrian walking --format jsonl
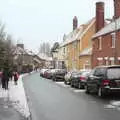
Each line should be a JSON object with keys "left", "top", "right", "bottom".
{"left": 1, "top": 68, "right": 9, "bottom": 90}
{"left": 13, "top": 71, "right": 19, "bottom": 85}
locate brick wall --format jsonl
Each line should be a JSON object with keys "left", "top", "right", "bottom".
{"left": 92, "top": 30, "right": 120, "bottom": 68}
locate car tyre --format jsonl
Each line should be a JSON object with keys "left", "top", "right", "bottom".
{"left": 52, "top": 76, "right": 56, "bottom": 81}
{"left": 64, "top": 81, "right": 66, "bottom": 84}
{"left": 71, "top": 81, "right": 74, "bottom": 87}
{"left": 85, "top": 85, "right": 90, "bottom": 94}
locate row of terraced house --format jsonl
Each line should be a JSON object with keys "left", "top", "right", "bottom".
{"left": 52, "top": 0, "right": 120, "bottom": 71}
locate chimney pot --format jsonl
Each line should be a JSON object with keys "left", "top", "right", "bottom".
{"left": 73, "top": 16, "right": 78, "bottom": 30}
{"left": 96, "top": 2, "right": 105, "bottom": 32}
{"left": 114, "top": 0, "right": 120, "bottom": 19}
{"left": 17, "top": 44, "right": 24, "bottom": 49}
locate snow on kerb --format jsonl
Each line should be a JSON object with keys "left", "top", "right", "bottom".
{"left": 0, "top": 74, "right": 30, "bottom": 118}
{"left": 10, "top": 74, "right": 30, "bottom": 118}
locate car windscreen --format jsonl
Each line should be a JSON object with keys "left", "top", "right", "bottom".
{"left": 81, "top": 72, "right": 90, "bottom": 77}
{"left": 107, "top": 68, "right": 120, "bottom": 79}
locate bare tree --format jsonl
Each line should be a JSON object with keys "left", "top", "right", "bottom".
{"left": 0, "top": 22, "right": 15, "bottom": 69}
{"left": 39, "top": 42, "right": 51, "bottom": 56}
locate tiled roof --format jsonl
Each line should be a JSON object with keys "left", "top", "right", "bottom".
{"left": 60, "top": 18, "right": 95, "bottom": 47}
{"left": 79, "top": 47, "right": 92, "bottom": 56}
{"left": 93, "top": 17, "right": 120, "bottom": 39}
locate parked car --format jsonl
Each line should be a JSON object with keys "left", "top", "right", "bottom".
{"left": 85, "top": 65, "right": 120, "bottom": 97}
{"left": 44, "top": 69, "right": 58, "bottom": 79}
{"left": 70, "top": 71, "right": 83, "bottom": 88}
{"left": 79, "top": 71, "right": 90, "bottom": 88}
{"left": 52, "top": 69, "right": 67, "bottom": 81}
{"left": 64, "top": 71, "right": 77, "bottom": 85}
{"left": 40, "top": 69, "right": 48, "bottom": 77}
{"left": 64, "top": 72, "right": 71, "bottom": 84}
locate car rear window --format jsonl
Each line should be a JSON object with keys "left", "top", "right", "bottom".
{"left": 107, "top": 68, "right": 120, "bottom": 79}
{"left": 81, "top": 72, "right": 90, "bottom": 76}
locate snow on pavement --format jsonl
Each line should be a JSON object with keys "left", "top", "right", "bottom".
{"left": 0, "top": 74, "right": 30, "bottom": 118}
{"left": 9, "top": 75, "right": 30, "bottom": 118}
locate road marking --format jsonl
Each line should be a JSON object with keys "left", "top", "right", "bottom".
{"left": 104, "top": 105, "right": 116, "bottom": 109}
{"left": 73, "top": 89, "right": 85, "bottom": 93}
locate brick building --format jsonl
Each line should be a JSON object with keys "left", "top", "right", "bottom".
{"left": 60, "top": 17, "right": 96, "bottom": 71}
{"left": 92, "top": 0, "right": 120, "bottom": 68}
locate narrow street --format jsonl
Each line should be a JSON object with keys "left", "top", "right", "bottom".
{"left": 23, "top": 73, "right": 120, "bottom": 120}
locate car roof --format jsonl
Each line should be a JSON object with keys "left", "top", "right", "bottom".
{"left": 95, "top": 65, "right": 120, "bottom": 69}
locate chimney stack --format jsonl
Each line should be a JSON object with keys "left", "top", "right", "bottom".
{"left": 96, "top": 2, "right": 105, "bottom": 32}
{"left": 114, "top": 0, "right": 120, "bottom": 19}
{"left": 73, "top": 16, "right": 78, "bottom": 30}
{"left": 17, "top": 44, "right": 24, "bottom": 49}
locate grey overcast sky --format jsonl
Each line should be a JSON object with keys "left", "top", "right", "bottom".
{"left": 0, "top": 0, "right": 113, "bottom": 53}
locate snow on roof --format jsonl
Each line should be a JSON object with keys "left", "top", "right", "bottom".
{"left": 79, "top": 47, "right": 92, "bottom": 56}
{"left": 60, "top": 18, "right": 95, "bottom": 47}
{"left": 60, "top": 25, "right": 85, "bottom": 47}
{"left": 93, "top": 17, "right": 120, "bottom": 39}
{"left": 13, "top": 47, "right": 26, "bottom": 55}
{"left": 38, "top": 53, "right": 53, "bottom": 61}
{"left": 13, "top": 46, "right": 35, "bottom": 56}
{"left": 25, "top": 49, "right": 35, "bottom": 55}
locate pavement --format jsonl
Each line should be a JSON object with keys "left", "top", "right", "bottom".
{"left": 0, "top": 74, "right": 31, "bottom": 120}
{"left": 23, "top": 73, "right": 120, "bottom": 120}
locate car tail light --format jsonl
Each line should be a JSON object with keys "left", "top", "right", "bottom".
{"left": 44, "top": 72, "right": 47, "bottom": 76}
{"left": 80, "top": 77, "right": 86, "bottom": 81}
{"left": 103, "top": 80, "right": 110, "bottom": 86}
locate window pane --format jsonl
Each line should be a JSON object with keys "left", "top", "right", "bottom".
{"left": 107, "top": 68, "right": 120, "bottom": 79}
{"left": 94, "top": 68, "right": 106, "bottom": 76}
{"left": 111, "top": 33, "right": 116, "bottom": 48}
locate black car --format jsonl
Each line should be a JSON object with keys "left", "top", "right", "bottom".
{"left": 52, "top": 69, "right": 67, "bottom": 81}
{"left": 79, "top": 71, "right": 90, "bottom": 89}
{"left": 70, "top": 71, "right": 82, "bottom": 88}
{"left": 85, "top": 65, "right": 120, "bottom": 97}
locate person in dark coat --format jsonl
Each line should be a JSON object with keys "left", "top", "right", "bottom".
{"left": 13, "top": 71, "right": 19, "bottom": 85}
{"left": 9, "top": 69, "right": 13, "bottom": 81}
{"left": 1, "top": 68, "right": 9, "bottom": 90}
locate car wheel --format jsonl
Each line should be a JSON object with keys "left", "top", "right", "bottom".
{"left": 52, "top": 76, "right": 56, "bottom": 81}
{"left": 71, "top": 81, "right": 74, "bottom": 87}
{"left": 98, "top": 87, "right": 104, "bottom": 97}
{"left": 64, "top": 81, "right": 67, "bottom": 84}
{"left": 85, "top": 85, "right": 90, "bottom": 94}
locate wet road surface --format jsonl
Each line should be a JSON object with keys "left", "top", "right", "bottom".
{"left": 23, "top": 73, "right": 120, "bottom": 120}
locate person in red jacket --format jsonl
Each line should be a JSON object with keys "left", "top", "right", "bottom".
{"left": 13, "top": 72, "right": 19, "bottom": 85}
